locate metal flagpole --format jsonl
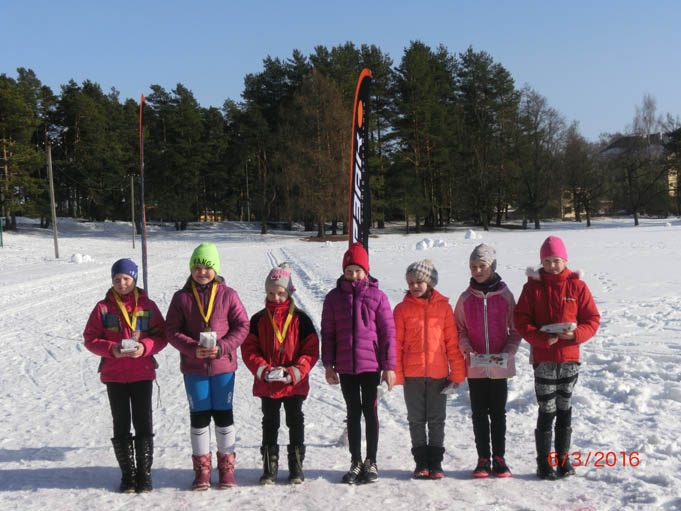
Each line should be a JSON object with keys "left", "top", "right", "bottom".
{"left": 139, "top": 94, "right": 149, "bottom": 293}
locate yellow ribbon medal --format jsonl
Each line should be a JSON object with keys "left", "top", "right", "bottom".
{"left": 112, "top": 287, "right": 140, "bottom": 334}
{"left": 266, "top": 302, "right": 295, "bottom": 351}
{"left": 191, "top": 281, "right": 218, "bottom": 330}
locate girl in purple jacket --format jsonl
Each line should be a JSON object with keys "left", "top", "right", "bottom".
{"left": 454, "top": 244, "right": 521, "bottom": 479}
{"left": 83, "top": 258, "right": 166, "bottom": 493}
{"left": 321, "top": 243, "right": 396, "bottom": 484}
{"left": 166, "top": 243, "right": 249, "bottom": 490}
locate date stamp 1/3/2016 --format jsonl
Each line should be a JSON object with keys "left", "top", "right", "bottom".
{"left": 549, "top": 451, "right": 640, "bottom": 468}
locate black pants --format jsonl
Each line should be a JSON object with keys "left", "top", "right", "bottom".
{"left": 261, "top": 395, "right": 305, "bottom": 446}
{"left": 468, "top": 378, "right": 507, "bottom": 459}
{"left": 339, "top": 372, "right": 380, "bottom": 463}
{"left": 106, "top": 381, "right": 153, "bottom": 439}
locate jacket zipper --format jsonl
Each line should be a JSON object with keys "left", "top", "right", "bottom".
{"left": 483, "top": 293, "right": 490, "bottom": 378}
{"left": 352, "top": 286, "right": 357, "bottom": 374}
{"left": 423, "top": 298, "right": 429, "bottom": 378}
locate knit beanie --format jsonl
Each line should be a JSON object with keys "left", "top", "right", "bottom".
{"left": 265, "top": 262, "right": 296, "bottom": 295}
{"left": 469, "top": 243, "right": 497, "bottom": 271}
{"left": 343, "top": 242, "right": 369, "bottom": 273}
{"left": 540, "top": 236, "right": 568, "bottom": 262}
{"left": 189, "top": 242, "right": 221, "bottom": 274}
{"left": 406, "top": 259, "right": 438, "bottom": 288}
{"left": 111, "top": 258, "right": 138, "bottom": 282}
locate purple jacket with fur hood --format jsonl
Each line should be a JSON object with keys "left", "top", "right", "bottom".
{"left": 321, "top": 275, "right": 396, "bottom": 375}
{"left": 166, "top": 277, "right": 249, "bottom": 376}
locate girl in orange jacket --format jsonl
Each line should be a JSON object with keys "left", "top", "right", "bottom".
{"left": 393, "top": 260, "right": 465, "bottom": 480}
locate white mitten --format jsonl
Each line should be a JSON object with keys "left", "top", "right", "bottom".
{"left": 440, "top": 381, "right": 459, "bottom": 395}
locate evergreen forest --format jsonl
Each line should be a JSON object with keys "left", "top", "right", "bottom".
{"left": 2, "top": 42, "right": 680, "bottom": 234}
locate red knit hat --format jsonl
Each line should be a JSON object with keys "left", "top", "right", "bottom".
{"left": 343, "top": 242, "right": 369, "bottom": 272}
{"left": 540, "top": 236, "right": 568, "bottom": 262}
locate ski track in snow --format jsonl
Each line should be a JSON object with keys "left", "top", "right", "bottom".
{"left": 1, "top": 219, "right": 681, "bottom": 510}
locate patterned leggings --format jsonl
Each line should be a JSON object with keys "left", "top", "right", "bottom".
{"left": 533, "top": 362, "right": 579, "bottom": 431}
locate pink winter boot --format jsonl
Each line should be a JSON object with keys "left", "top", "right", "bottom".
{"left": 217, "top": 452, "right": 237, "bottom": 488}
{"left": 191, "top": 453, "right": 212, "bottom": 491}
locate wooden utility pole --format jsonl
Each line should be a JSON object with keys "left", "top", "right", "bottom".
{"left": 46, "top": 142, "right": 59, "bottom": 258}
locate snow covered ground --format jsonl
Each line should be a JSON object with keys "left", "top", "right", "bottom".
{"left": 1, "top": 217, "right": 680, "bottom": 511}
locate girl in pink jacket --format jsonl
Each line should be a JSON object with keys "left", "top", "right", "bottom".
{"left": 83, "top": 258, "right": 166, "bottom": 494}
{"left": 454, "top": 244, "right": 520, "bottom": 479}
{"left": 166, "top": 243, "right": 249, "bottom": 490}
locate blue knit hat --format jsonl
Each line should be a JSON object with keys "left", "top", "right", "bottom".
{"left": 111, "top": 258, "right": 138, "bottom": 282}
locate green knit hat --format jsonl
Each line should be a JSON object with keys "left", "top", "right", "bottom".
{"left": 189, "top": 243, "right": 220, "bottom": 274}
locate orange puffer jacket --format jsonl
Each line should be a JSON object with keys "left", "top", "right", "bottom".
{"left": 393, "top": 289, "right": 465, "bottom": 385}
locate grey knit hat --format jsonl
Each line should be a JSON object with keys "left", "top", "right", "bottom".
{"left": 265, "top": 263, "right": 296, "bottom": 295}
{"left": 406, "top": 259, "right": 438, "bottom": 288}
{"left": 469, "top": 243, "right": 497, "bottom": 271}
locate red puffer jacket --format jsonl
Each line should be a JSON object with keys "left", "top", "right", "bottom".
{"left": 241, "top": 299, "right": 319, "bottom": 399}
{"left": 393, "top": 289, "right": 465, "bottom": 385}
{"left": 83, "top": 288, "right": 166, "bottom": 383}
{"left": 514, "top": 267, "right": 600, "bottom": 363}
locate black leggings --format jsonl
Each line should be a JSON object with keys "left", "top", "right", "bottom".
{"left": 261, "top": 395, "right": 305, "bottom": 446}
{"left": 190, "top": 409, "right": 234, "bottom": 428}
{"left": 339, "top": 372, "right": 381, "bottom": 463}
{"left": 468, "top": 378, "right": 508, "bottom": 458}
{"left": 106, "top": 381, "right": 153, "bottom": 439}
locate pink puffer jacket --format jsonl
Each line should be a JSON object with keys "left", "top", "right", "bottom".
{"left": 454, "top": 282, "right": 521, "bottom": 379}
{"left": 166, "top": 277, "right": 249, "bottom": 376}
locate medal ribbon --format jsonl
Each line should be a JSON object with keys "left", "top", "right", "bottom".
{"left": 191, "top": 281, "right": 218, "bottom": 329}
{"left": 267, "top": 302, "right": 295, "bottom": 345}
{"left": 113, "top": 287, "right": 140, "bottom": 334}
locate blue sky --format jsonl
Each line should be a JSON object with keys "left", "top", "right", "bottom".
{"left": 4, "top": 0, "right": 680, "bottom": 141}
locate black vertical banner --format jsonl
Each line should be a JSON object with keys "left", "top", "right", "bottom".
{"left": 348, "top": 68, "right": 372, "bottom": 251}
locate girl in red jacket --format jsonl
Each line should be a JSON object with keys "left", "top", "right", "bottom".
{"left": 514, "top": 236, "right": 600, "bottom": 480}
{"left": 241, "top": 263, "right": 319, "bottom": 485}
{"left": 394, "top": 259, "right": 465, "bottom": 480}
{"left": 454, "top": 244, "right": 521, "bottom": 479}
{"left": 83, "top": 258, "right": 166, "bottom": 493}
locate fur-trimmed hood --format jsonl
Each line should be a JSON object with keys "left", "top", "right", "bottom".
{"left": 526, "top": 266, "right": 584, "bottom": 281}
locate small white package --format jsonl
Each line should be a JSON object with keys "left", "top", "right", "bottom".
{"left": 470, "top": 353, "right": 508, "bottom": 369}
{"left": 199, "top": 331, "right": 217, "bottom": 348}
{"left": 540, "top": 322, "right": 577, "bottom": 334}
{"left": 120, "top": 338, "right": 139, "bottom": 353}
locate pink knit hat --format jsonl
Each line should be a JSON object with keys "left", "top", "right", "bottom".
{"left": 540, "top": 236, "right": 568, "bottom": 261}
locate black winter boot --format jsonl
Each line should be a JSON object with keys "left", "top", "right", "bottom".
{"left": 259, "top": 445, "right": 279, "bottom": 485}
{"left": 111, "top": 435, "right": 136, "bottom": 493}
{"left": 411, "top": 446, "right": 429, "bottom": 479}
{"left": 134, "top": 435, "right": 154, "bottom": 493}
{"left": 535, "top": 429, "right": 557, "bottom": 481}
{"left": 427, "top": 446, "right": 445, "bottom": 479}
{"left": 287, "top": 445, "right": 305, "bottom": 484}
{"left": 555, "top": 427, "right": 576, "bottom": 478}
